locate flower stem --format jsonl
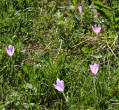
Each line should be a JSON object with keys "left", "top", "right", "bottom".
{"left": 63, "top": 92, "right": 68, "bottom": 103}
{"left": 11, "top": 56, "right": 13, "bottom": 64}
{"left": 81, "top": 14, "right": 82, "bottom": 23}
{"left": 10, "top": 56, "right": 13, "bottom": 75}
{"left": 93, "top": 77, "right": 97, "bottom": 96}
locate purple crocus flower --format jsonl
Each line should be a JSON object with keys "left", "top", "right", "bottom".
{"left": 6, "top": 45, "right": 14, "bottom": 57}
{"left": 92, "top": 24, "right": 101, "bottom": 35}
{"left": 78, "top": 6, "right": 82, "bottom": 14}
{"left": 90, "top": 63, "right": 99, "bottom": 76}
{"left": 53, "top": 78, "right": 65, "bottom": 92}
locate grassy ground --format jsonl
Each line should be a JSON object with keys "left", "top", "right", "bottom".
{"left": 0, "top": 0, "right": 119, "bottom": 109}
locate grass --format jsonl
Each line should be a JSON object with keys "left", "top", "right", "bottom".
{"left": 0, "top": 0, "right": 119, "bottom": 109}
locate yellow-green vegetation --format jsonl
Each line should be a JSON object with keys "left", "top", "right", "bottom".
{"left": 0, "top": 0, "right": 119, "bottom": 109}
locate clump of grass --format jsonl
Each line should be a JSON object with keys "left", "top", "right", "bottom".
{"left": 0, "top": 0, "right": 119, "bottom": 109}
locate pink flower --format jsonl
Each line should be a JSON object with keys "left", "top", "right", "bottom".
{"left": 78, "top": 6, "right": 82, "bottom": 14}
{"left": 90, "top": 63, "right": 99, "bottom": 76}
{"left": 92, "top": 24, "right": 101, "bottom": 34}
{"left": 53, "top": 78, "right": 64, "bottom": 92}
{"left": 6, "top": 45, "right": 14, "bottom": 57}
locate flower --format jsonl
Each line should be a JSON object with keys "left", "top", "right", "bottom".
{"left": 90, "top": 63, "right": 99, "bottom": 76}
{"left": 92, "top": 24, "right": 101, "bottom": 34}
{"left": 78, "top": 6, "right": 82, "bottom": 14}
{"left": 6, "top": 45, "right": 14, "bottom": 57}
{"left": 53, "top": 78, "right": 64, "bottom": 92}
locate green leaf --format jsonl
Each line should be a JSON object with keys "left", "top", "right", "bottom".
{"left": 94, "top": 1, "right": 112, "bottom": 11}
{"left": 96, "top": 8, "right": 112, "bottom": 21}
{"left": 91, "top": 54, "right": 102, "bottom": 59}
{"left": 23, "top": 65, "right": 28, "bottom": 73}
{"left": 81, "top": 47, "right": 89, "bottom": 54}
{"left": 72, "top": 0, "right": 77, "bottom": 5}
{"left": 115, "top": 18, "right": 119, "bottom": 23}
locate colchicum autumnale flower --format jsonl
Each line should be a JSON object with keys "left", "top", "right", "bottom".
{"left": 92, "top": 24, "right": 101, "bottom": 35}
{"left": 53, "top": 78, "right": 64, "bottom": 92}
{"left": 78, "top": 6, "right": 82, "bottom": 14}
{"left": 6, "top": 45, "right": 14, "bottom": 57}
{"left": 90, "top": 63, "right": 99, "bottom": 76}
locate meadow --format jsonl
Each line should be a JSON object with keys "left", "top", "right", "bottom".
{"left": 0, "top": 0, "right": 119, "bottom": 109}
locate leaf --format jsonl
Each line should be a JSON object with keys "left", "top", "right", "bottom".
{"left": 72, "top": 0, "right": 77, "bottom": 5}
{"left": 91, "top": 54, "right": 102, "bottom": 59}
{"left": 96, "top": 8, "right": 112, "bottom": 21}
{"left": 113, "top": 6, "right": 119, "bottom": 10}
{"left": 115, "top": 17, "right": 119, "bottom": 23}
{"left": 23, "top": 65, "right": 28, "bottom": 73}
{"left": 94, "top": 1, "right": 112, "bottom": 11}
{"left": 26, "top": 83, "right": 33, "bottom": 89}
{"left": 81, "top": 47, "right": 89, "bottom": 54}
{"left": 0, "top": 75, "right": 3, "bottom": 83}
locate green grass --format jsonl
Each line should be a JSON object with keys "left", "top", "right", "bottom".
{"left": 0, "top": 0, "right": 119, "bottom": 109}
